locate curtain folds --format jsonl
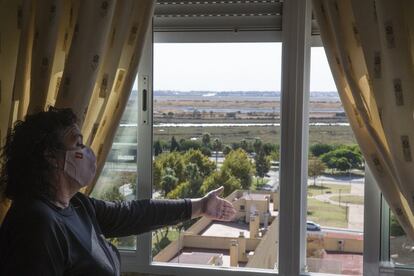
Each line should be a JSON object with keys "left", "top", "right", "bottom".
{"left": 313, "top": 0, "right": 414, "bottom": 239}
{"left": 0, "top": 0, "right": 154, "bottom": 224}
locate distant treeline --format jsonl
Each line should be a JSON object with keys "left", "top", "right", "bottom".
{"left": 151, "top": 90, "right": 340, "bottom": 99}
{"left": 154, "top": 133, "right": 363, "bottom": 173}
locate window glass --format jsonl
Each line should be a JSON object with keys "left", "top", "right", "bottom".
{"left": 152, "top": 43, "right": 281, "bottom": 270}
{"left": 306, "top": 48, "right": 364, "bottom": 275}
{"left": 91, "top": 83, "right": 138, "bottom": 250}
{"left": 389, "top": 212, "right": 414, "bottom": 267}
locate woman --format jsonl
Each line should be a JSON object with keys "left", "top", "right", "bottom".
{"left": 0, "top": 108, "right": 236, "bottom": 275}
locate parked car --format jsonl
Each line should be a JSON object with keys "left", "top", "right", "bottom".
{"left": 306, "top": 221, "right": 321, "bottom": 231}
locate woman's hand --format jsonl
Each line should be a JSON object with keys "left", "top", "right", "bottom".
{"left": 191, "top": 186, "right": 237, "bottom": 221}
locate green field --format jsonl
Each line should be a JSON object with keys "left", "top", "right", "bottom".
{"left": 330, "top": 195, "right": 364, "bottom": 205}
{"left": 307, "top": 183, "right": 351, "bottom": 197}
{"left": 152, "top": 124, "right": 356, "bottom": 146}
{"left": 152, "top": 228, "right": 180, "bottom": 256}
{"left": 307, "top": 198, "right": 348, "bottom": 228}
{"left": 152, "top": 228, "right": 179, "bottom": 247}
{"left": 307, "top": 184, "right": 351, "bottom": 228}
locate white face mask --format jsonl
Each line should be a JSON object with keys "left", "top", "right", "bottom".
{"left": 64, "top": 146, "right": 97, "bottom": 187}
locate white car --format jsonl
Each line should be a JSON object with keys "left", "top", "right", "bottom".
{"left": 306, "top": 221, "right": 321, "bottom": 231}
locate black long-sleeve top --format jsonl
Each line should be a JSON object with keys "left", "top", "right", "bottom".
{"left": 0, "top": 192, "right": 192, "bottom": 276}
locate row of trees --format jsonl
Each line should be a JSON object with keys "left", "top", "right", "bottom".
{"left": 103, "top": 141, "right": 363, "bottom": 200}
{"left": 155, "top": 134, "right": 277, "bottom": 184}
{"left": 308, "top": 143, "right": 364, "bottom": 185}
{"left": 154, "top": 133, "right": 280, "bottom": 158}
{"left": 310, "top": 143, "right": 363, "bottom": 171}
{"left": 156, "top": 134, "right": 363, "bottom": 173}
{"left": 154, "top": 148, "right": 255, "bottom": 199}
{"left": 154, "top": 148, "right": 274, "bottom": 200}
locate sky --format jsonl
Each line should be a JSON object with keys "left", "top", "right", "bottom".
{"left": 134, "top": 43, "right": 336, "bottom": 92}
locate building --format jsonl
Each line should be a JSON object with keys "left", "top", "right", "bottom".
{"left": 155, "top": 190, "right": 363, "bottom": 273}
{"left": 154, "top": 190, "right": 280, "bottom": 269}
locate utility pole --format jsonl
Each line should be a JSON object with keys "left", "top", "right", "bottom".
{"left": 339, "top": 189, "right": 342, "bottom": 206}
{"left": 345, "top": 202, "right": 348, "bottom": 223}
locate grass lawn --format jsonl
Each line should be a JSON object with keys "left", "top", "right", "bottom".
{"left": 152, "top": 124, "right": 356, "bottom": 146}
{"left": 307, "top": 198, "right": 348, "bottom": 228}
{"left": 252, "top": 177, "right": 270, "bottom": 190}
{"left": 151, "top": 227, "right": 181, "bottom": 256}
{"left": 152, "top": 228, "right": 180, "bottom": 247}
{"left": 330, "top": 195, "right": 364, "bottom": 205}
{"left": 307, "top": 183, "right": 351, "bottom": 197}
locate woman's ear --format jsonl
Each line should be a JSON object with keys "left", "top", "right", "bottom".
{"left": 44, "top": 149, "right": 64, "bottom": 170}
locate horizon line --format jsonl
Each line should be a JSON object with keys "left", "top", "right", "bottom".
{"left": 132, "top": 90, "right": 339, "bottom": 93}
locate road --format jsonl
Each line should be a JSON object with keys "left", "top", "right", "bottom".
{"left": 258, "top": 167, "right": 364, "bottom": 192}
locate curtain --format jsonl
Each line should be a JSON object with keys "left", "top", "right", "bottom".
{"left": 0, "top": 0, "right": 154, "bottom": 223}
{"left": 313, "top": 0, "right": 414, "bottom": 239}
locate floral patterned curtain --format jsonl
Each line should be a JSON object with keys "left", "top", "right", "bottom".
{"left": 0, "top": 0, "right": 154, "bottom": 223}
{"left": 313, "top": 0, "right": 414, "bottom": 239}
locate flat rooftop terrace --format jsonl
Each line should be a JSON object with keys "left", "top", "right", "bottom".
{"left": 201, "top": 221, "right": 250, "bottom": 238}
{"left": 241, "top": 192, "right": 270, "bottom": 201}
{"left": 308, "top": 252, "right": 363, "bottom": 275}
{"left": 169, "top": 248, "right": 230, "bottom": 266}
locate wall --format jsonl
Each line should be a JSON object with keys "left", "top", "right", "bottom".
{"left": 185, "top": 216, "right": 212, "bottom": 235}
{"left": 153, "top": 233, "right": 184, "bottom": 262}
{"left": 153, "top": 233, "right": 261, "bottom": 262}
{"left": 324, "top": 236, "right": 363, "bottom": 253}
{"left": 307, "top": 233, "right": 325, "bottom": 258}
{"left": 245, "top": 199, "right": 268, "bottom": 223}
{"left": 246, "top": 217, "right": 279, "bottom": 269}
{"left": 183, "top": 234, "right": 260, "bottom": 251}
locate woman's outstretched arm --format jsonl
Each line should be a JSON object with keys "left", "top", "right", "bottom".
{"left": 87, "top": 186, "right": 236, "bottom": 238}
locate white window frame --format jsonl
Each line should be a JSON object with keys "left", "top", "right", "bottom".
{"left": 365, "top": 166, "right": 414, "bottom": 276}
{"left": 363, "top": 166, "right": 414, "bottom": 276}
{"left": 116, "top": 0, "right": 410, "bottom": 275}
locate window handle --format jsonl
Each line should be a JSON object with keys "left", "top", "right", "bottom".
{"left": 140, "top": 75, "right": 150, "bottom": 125}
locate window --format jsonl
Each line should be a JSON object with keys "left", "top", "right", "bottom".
{"left": 152, "top": 42, "right": 281, "bottom": 270}
{"left": 305, "top": 48, "right": 364, "bottom": 275}
{"left": 91, "top": 80, "right": 138, "bottom": 250}
{"left": 106, "top": 1, "right": 414, "bottom": 275}
{"left": 389, "top": 212, "right": 414, "bottom": 267}
{"left": 119, "top": 0, "right": 315, "bottom": 275}
{"left": 364, "top": 177, "right": 414, "bottom": 276}
{"left": 377, "top": 196, "right": 414, "bottom": 271}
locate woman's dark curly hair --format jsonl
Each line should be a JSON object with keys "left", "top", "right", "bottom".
{"left": 0, "top": 107, "right": 77, "bottom": 200}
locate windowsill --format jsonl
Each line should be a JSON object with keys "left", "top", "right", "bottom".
{"left": 121, "top": 258, "right": 279, "bottom": 276}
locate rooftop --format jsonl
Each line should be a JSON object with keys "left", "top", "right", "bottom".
{"left": 308, "top": 252, "right": 363, "bottom": 275}
{"left": 201, "top": 221, "right": 250, "bottom": 238}
{"left": 169, "top": 248, "right": 231, "bottom": 267}
{"left": 162, "top": 190, "right": 278, "bottom": 266}
{"left": 241, "top": 192, "right": 270, "bottom": 201}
